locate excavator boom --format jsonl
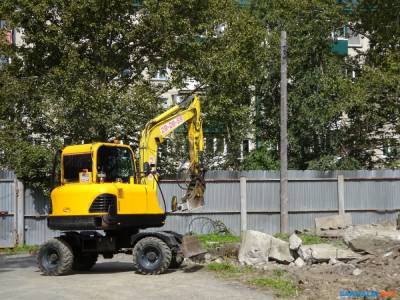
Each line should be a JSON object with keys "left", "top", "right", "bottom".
{"left": 139, "top": 95, "right": 205, "bottom": 211}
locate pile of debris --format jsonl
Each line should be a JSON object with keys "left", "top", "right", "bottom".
{"left": 237, "top": 222, "right": 400, "bottom": 270}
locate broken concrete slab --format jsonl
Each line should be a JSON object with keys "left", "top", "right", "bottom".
{"left": 294, "top": 257, "right": 305, "bottom": 267}
{"left": 298, "top": 244, "right": 361, "bottom": 263}
{"left": 238, "top": 230, "right": 270, "bottom": 265}
{"left": 315, "top": 213, "right": 352, "bottom": 231}
{"left": 238, "top": 230, "right": 294, "bottom": 265}
{"left": 317, "top": 229, "right": 347, "bottom": 238}
{"left": 347, "top": 236, "right": 400, "bottom": 255}
{"left": 344, "top": 224, "right": 400, "bottom": 242}
{"left": 343, "top": 224, "right": 400, "bottom": 255}
{"left": 289, "top": 233, "right": 302, "bottom": 250}
{"left": 269, "top": 238, "right": 294, "bottom": 263}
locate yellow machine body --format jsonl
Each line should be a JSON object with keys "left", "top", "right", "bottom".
{"left": 48, "top": 96, "right": 205, "bottom": 231}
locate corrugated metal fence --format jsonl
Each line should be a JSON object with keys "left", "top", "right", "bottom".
{"left": 1, "top": 170, "right": 400, "bottom": 246}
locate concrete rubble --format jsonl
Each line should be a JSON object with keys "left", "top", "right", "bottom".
{"left": 315, "top": 213, "right": 352, "bottom": 231}
{"left": 294, "top": 257, "right": 305, "bottom": 267}
{"left": 289, "top": 233, "right": 302, "bottom": 250}
{"left": 298, "top": 244, "right": 361, "bottom": 263}
{"left": 315, "top": 214, "right": 353, "bottom": 238}
{"left": 238, "top": 230, "right": 294, "bottom": 265}
{"left": 343, "top": 224, "right": 400, "bottom": 255}
{"left": 237, "top": 221, "right": 400, "bottom": 269}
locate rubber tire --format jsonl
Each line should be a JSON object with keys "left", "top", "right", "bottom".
{"left": 169, "top": 253, "right": 184, "bottom": 269}
{"left": 72, "top": 253, "right": 98, "bottom": 271}
{"left": 132, "top": 237, "right": 172, "bottom": 275}
{"left": 37, "top": 238, "right": 74, "bottom": 276}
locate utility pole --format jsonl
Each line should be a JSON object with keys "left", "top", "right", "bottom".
{"left": 280, "top": 31, "right": 289, "bottom": 234}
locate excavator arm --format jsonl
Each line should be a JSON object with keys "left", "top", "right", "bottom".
{"left": 139, "top": 95, "right": 205, "bottom": 211}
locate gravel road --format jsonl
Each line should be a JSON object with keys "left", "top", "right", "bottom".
{"left": 0, "top": 254, "right": 273, "bottom": 300}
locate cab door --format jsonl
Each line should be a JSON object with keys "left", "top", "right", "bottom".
{"left": 96, "top": 144, "right": 149, "bottom": 215}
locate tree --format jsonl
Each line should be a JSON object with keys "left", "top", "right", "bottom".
{"left": 247, "top": 0, "right": 400, "bottom": 170}
{"left": 0, "top": 0, "right": 267, "bottom": 189}
{"left": 250, "top": 0, "right": 358, "bottom": 169}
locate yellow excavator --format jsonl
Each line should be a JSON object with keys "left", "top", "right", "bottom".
{"left": 37, "top": 95, "right": 206, "bottom": 275}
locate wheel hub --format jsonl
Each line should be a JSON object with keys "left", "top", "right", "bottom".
{"left": 49, "top": 253, "right": 59, "bottom": 263}
{"left": 146, "top": 251, "right": 157, "bottom": 262}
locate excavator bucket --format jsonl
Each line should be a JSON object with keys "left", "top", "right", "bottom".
{"left": 181, "top": 235, "right": 207, "bottom": 258}
{"left": 177, "top": 173, "right": 206, "bottom": 211}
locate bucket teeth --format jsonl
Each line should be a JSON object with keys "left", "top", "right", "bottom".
{"left": 179, "top": 175, "right": 206, "bottom": 211}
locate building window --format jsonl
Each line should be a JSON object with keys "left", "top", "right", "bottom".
{"left": 344, "top": 26, "right": 362, "bottom": 48}
{"left": 152, "top": 69, "right": 168, "bottom": 81}
{"left": 383, "top": 144, "right": 398, "bottom": 157}
{"left": 242, "top": 140, "right": 250, "bottom": 156}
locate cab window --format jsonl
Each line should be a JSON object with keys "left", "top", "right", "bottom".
{"left": 97, "top": 146, "right": 134, "bottom": 183}
{"left": 63, "top": 154, "right": 92, "bottom": 182}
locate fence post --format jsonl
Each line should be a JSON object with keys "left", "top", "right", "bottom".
{"left": 16, "top": 180, "right": 24, "bottom": 245}
{"left": 240, "top": 176, "right": 247, "bottom": 235}
{"left": 337, "top": 175, "right": 345, "bottom": 215}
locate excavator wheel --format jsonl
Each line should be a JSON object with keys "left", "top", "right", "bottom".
{"left": 72, "top": 253, "right": 98, "bottom": 271}
{"left": 37, "top": 238, "right": 74, "bottom": 276}
{"left": 132, "top": 236, "right": 172, "bottom": 275}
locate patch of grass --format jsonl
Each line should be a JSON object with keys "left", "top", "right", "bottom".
{"left": 272, "top": 268, "right": 287, "bottom": 277}
{"left": 197, "top": 233, "right": 240, "bottom": 244}
{"left": 248, "top": 276, "right": 298, "bottom": 298}
{"left": 207, "top": 262, "right": 241, "bottom": 273}
{"left": 298, "top": 233, "right": 324, "bottom": 245}
{"left": 197, "top": 234, "right": 240, "bottom": 249}
{"left": 249, "top": 268, "right": 297, "bottom": 297}
{"left": 208, "top": 262, "right": 299, "bottom": 298}
{"left": 274, "top": 232, "right": 327, "bottom": 245}
{"left": 0, "top": 244, "right": 39, "bottom": 255}
{"left": 207, "top": 262, "right": 253, "bottom": 276}
{"left": 273, "top": 233, "right": 290, "bottom": 241}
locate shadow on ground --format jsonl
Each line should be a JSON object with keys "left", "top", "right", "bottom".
{"left": 0, "top": 255, "right": 36, "bottom": 269}
{"left": 0, "top": 255, "right": 204, "bottom": 276}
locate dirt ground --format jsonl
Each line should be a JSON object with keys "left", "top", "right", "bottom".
{"left": 224, "top": 247, "right": 400, "bottom": 299}
{"left": 289, "top": 250, "right": 400, "bottom": 300}
{"left": 0, "top": 253, "right": 273, "bottom": 300}
{"left": 204, "top": 234, "right": 400, "bottom": 299}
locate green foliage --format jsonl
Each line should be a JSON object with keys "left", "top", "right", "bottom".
{"left": 307, "top": 155, "right": 362, "bottom": 171}
{"left": 298, "top": 234, "right": 324, "bottom": 245}
{"left": 207, "top": 261, "right": 253, "bottom": 276}
{"left": 274, "top": 232, "right": 343, "bottom": 246}
{"left": 248, "top": 0, "right": 400, "bottom": 170}
{"left": 197, "top": 233, "right": 240, "bottom": 248}
{"left": 273, "top": 233, "right": 290, "bottom": 242}
{"left": 1, "top": 0, "right": 399, "bottom": 189}
{"left": 242, "top": 142, "right": 279, "bottom": 170}
{"left": 207, "top": 262, "right": 240, "bottom": 273}
{"left": 248, "top": 275, "right": 297, "bottom": 297}
{"left": 354, "top": 0, "right": 400, "bottom": 66}
{"left": 207, "top": 261, "right": 298, "bottom": 297}
{"left": 0, "top": 244, "right": 39, "bottom": 255}
{"left": 0, "top": 0, "right": 267, "bottom": 187}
